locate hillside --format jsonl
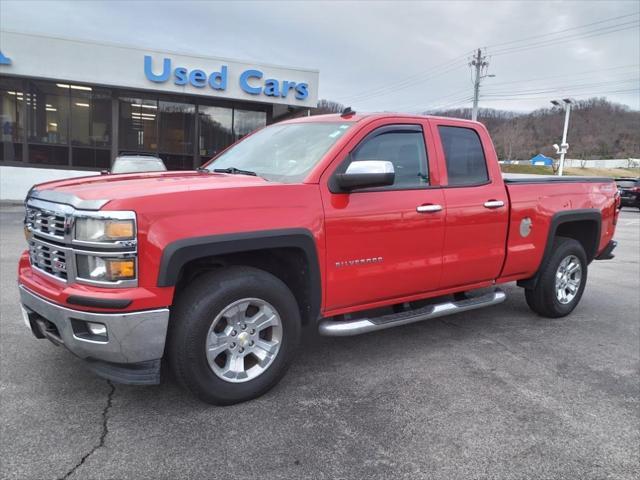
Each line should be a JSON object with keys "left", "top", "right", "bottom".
{"left": 426, "top": 98, "right": 640, "bottom": 160}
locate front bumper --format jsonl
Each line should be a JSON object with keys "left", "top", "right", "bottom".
{"left": 19, "top": 285, "right": 169, "bottom": 384}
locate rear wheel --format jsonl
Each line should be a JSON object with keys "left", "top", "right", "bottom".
{"left": 168, "top": 266, "right": 301, "bottom": 405}
{"left": 524, "top": 237, "right": 588, "bottom": 318}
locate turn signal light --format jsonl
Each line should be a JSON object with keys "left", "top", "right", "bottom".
{"left": 105, "top": 221, "right": 135, "bottom": 239}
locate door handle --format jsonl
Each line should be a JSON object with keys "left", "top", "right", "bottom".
{"left": 483, "top": 200, "right": 505, "bottom": 209}
{"left": 417, "top": 204, "right": 443, "bottom": 213}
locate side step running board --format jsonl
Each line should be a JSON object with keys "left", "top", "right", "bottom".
{"left": 318, "top": 289, "right": 506, "bottom": 337}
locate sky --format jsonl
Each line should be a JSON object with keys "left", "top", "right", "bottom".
{"left": 1, "top": 0, "right": 638, "bottom": 113}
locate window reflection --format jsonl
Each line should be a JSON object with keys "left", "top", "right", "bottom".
{"left": 233, "top": 109, "right": 267, "bottom": 140}
{"left": 159, "top": 101, "right": 194, "bottom": 155}
{"left": 0, "top": 78, "right": 24, "bottom": 162}
{"left": 199, "top": 105, "right": 233, "bottom": 162}
{"left": 71, "top": 88, "right": 111, "bottom": 147}
{"left": 28, "top": 81, "right": 69, "bottom": 145}
{"left": 119, "top": 97, "right": 158, "bottom": 152}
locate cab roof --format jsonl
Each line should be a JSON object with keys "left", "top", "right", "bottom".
{"left": 282, "top": 112, "right": 481, "bottom": 126}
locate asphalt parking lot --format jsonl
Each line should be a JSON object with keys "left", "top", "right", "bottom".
{"left": 1, "top": 204, "right": 638, "bottom": 480}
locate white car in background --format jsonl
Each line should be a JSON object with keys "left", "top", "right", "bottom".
{"left": 110, "top": 154, "right": 167, "bottom": 174}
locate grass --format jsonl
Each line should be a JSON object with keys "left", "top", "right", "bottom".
{"left": 500, "top": 163, "right": 640, "bottom": 178}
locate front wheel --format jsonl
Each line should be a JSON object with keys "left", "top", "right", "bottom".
{"left": 524, "top": 237, "right": 588, "bottom": 318}
{"left": 168, "top": 266, "right": 301, "bottom": 405}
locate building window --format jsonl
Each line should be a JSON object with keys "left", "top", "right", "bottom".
{"left": 158, "top": 100, "right": 195, "bottom": 155}
{"left": 69, "top": 86, "right": 111, "bottom": 168}
{"left": 199, "top": 105, "right": 233, "bottom": 163}
{"left": 70, "top": 87, "right": 111, "bottom": 147}
{"left": 119, "top": 97, "right": 158, "bottom": 153}
{"left": 0, "top": 78, "right": 25, "bottom": 162}
{"left": 27, "top": 81, "right": 70, "bottom": 148}
{"left": 233, "top": 109, "right": 267, "bottom": 141}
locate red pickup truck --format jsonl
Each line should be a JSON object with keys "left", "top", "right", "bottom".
{"left": 19, "top": 112, "right": 620, "bottom": 404}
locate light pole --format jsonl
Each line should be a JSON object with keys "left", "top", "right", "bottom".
{"left": 551, "top": 98, "right": 573, "bottom": 176}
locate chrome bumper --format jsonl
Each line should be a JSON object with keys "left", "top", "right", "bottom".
{"left": 19, "top": 285, "right": 169, "bottom": 365}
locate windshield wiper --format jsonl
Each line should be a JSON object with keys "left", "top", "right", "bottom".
{"left": 212, "top": 167, "right": 257, "bottom": 176}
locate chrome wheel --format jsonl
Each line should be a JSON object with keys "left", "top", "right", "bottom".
{"left": 205, "top": 298, "right": 283, "bottom": 383}
{"left": 555, "top": 255, "right": 582, "bottom": 304}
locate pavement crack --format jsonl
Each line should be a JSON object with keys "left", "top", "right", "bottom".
{"left": 57, "top": 381, "right": 115, "bottom": 480}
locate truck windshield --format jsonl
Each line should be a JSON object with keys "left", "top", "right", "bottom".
{"left": 204, "top": 122, "right": 353, "bottom": 182}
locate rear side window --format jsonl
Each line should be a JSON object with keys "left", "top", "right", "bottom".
{"left": 438, "top": 126, "right": 489, "bottom": 186}
{"left": 351, "top": 130, "right": 428, "bottom": 189}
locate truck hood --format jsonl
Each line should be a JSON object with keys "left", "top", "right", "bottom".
{"left": 30, "top": 171, "right": 272, "bottom": 208}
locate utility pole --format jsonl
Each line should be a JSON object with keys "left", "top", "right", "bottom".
{"left": 551, "top": 98, "right": 573, "bottom": 176}
{"left": 470, "top": 48, "right": 491, "bottom": 122}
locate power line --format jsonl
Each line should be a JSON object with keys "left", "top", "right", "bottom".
{"left": 479, "top": 88, "right": 639, "bottom": 102}
{"left": 345, "top": 59, "right": 469, "bottom": 104}
{"left": 485, "top": 64, "right": 639, "bottom": 88}
{"left": 482, "top": 77, "right": 639, "bottom": 97}
{"left": 484, "top": 11, "right": 639, "bottom": 50}
{"left": 342, "top": 11, "right": 639, "bottom": 110}
{"left": 490, "top": 21, "right": 639, "bottom": 57}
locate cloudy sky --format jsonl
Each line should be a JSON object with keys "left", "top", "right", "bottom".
{"left": 1, "top": 0, "right": 638, "bottom": 113}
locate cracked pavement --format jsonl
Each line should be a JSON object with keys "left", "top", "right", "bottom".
{"left": 1, "top": 205, "right": 638, "bottom": 480}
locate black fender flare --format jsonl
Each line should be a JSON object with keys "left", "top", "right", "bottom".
{"left": 517, "top": 209, "right": 601, "bottom": 289}
{"left": 157, "top": 228, "right": 321, "bottom": 320}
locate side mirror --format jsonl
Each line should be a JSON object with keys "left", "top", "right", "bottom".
{"left": 335, "top": 160, "right": 395, "bottom": 191}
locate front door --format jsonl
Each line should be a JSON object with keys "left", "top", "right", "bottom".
{"left": 321, "top": 123, "right": 445, "bottom": 312}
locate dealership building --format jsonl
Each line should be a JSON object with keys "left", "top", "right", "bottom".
{"left": 0, "top": 30, "right": 319, "bottom": 199}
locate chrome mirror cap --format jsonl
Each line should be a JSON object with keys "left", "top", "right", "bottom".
{"left": 335, "top": 160, "right": 395, "bottom": 192}
{"left": 345, "top": 160, "right": 394, "bottom": 175}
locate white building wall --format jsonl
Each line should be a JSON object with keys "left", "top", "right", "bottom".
{"left": 563, "top": 159, "right": 640, "bottom": 169}
{"left": 0, "top": 166, "right": 97, "bottom": 201}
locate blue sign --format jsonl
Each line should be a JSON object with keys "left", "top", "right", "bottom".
{"left": 0, "top": 51, "right": 12, "bottom": 65}
{"left": 144, "top": 56, "right": 308, "bottom": 100}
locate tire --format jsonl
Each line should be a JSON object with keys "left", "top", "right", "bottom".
{"left": 524, "top": 236, "right": 588, "bottom": 318}
{"left": 168, "top": 266, "right": 301, "bottom": 405}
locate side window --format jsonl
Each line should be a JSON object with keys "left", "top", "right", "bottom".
{"left": 438, "top": 126, "right": 489, "bottom": 186}
{"left": 351, "top": 128, "right": 428, "bottom": 189}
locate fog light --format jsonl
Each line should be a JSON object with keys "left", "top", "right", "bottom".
{"left": 87, "top": 322, "right": 107, "bottom": 337}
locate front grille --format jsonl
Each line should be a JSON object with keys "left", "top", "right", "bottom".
{"left": 28, "top": 238, "right": 68, "bottom": 281}
{"left": 25, "top": 206, "right": 67, "bottom": 239}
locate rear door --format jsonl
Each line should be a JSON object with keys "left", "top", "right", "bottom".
{"left": 431, "top": 120, "right": 509, "bottom": 289}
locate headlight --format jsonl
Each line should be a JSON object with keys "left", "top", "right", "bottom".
{"left": 75, "top": 218, "right": 135, "bottom": 242}
{"left": 76, "top": 255, "right": 136, "bottom": 282}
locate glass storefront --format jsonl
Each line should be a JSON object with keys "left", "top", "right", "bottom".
{"left": 0, "top": 77, "right": 24, "bottom": 163}
{"left": 1, "top": 77, "right": 269, "bottom": 170}
{"left": 199, "top": 105, "right": 233, "bottom": 163}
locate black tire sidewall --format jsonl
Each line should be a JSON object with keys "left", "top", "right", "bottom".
{"left": 169, "top": 267, "right": 301, "bottom": 405}
{"left": 538, "top": 238, "right": 588, "bottom": 317}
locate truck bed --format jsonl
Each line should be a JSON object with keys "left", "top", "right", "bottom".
{"left": 500, "top": 174, "right": 617, "bottom": 283}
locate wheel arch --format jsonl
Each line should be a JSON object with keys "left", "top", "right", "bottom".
{"left": 158, "top": 229, "right": 321, "bottom": 324}
{"left": 518, "top": 209, "right": 601, "bottom": 289}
